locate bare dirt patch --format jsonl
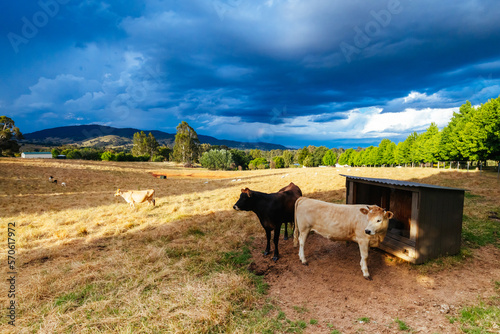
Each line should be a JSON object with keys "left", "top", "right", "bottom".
{"left": 250, "top": 234, "right": 500, "bottom": 333}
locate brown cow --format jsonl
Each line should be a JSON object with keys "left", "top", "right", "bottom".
{"left": 278, "top": 182, "right": 302, "bottom": 240}
{"left": 294, "top": 197, "right": 393, "bottom": 280}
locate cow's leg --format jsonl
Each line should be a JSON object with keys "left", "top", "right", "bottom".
{"left": 283, "top": 222, "right": 289, "bottom": 240}
{"left": 272, "top": 224, "right": 281, "bottom": 262}
{"left": 358, "top": 241, "right": 372, "bottom": 280}
{"left": 298, "top": 227, "right": 310, "bottom": 265}
{"left": 264, "top": 228, "right": 271, "bottom": 256}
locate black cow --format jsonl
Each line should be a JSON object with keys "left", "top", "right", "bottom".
{"left": 278, "top": 182, "right": 302, "bottom": 240}
{"left": 233, "top": 185, "right": 301, "bottom": 261}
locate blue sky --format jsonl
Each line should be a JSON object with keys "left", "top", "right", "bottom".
{"left": 1, "top": 0, "right": 500, "bottom": 148}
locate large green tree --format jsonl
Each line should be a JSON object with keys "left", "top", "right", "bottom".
{"left": 322, "top": 150, "right": 337, "bottom": 166}
{"left": 282, "top": 150, "right": 294, "bottom": 167}
{"left": 377, "top": 139, "right": 392, "bottom": 165}
{"left": 296, "top": 147, "right": 310, "bottom": 165}
{"left": 457, "top": 97, "right": 500, "bottom": 162}
{"left": 440, "top": 101, "right": 473, "bottom": 161}
{"left": 173, "top": 121, "right": 200, "bottom": 164}
{"left": 412, "top": 123, "right": 440, "bottom": 164}
{"left": 312, "top": 146, "right": 329, "bottom": 166}
{"left": 0, "top": 116, "right": 23, "bottom": 156}
{"left": 132, "top": 131, "right": 159, "bottom": 159}
{"left": 338, "top": 148, "right": 355, "bottom": 165}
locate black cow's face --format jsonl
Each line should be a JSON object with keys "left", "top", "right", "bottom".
{"left": 233, "top": 188, "right": 253, "bottom": 211}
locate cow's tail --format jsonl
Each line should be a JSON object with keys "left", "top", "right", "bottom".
{"left": 293, "top": 197, "right": 301, "bottom": 247}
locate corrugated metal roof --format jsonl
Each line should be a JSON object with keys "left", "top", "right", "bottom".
{"left": 340, "top": 174, "right": 466, "bottom": 192}
{"left": 22, "top": 152, "right": 52, "bottom": 154}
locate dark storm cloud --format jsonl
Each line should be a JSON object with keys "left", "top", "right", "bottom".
{"left": 1, "top": 0, "right": 500, "bottom": 147}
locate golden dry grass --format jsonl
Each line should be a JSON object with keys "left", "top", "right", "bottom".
{"left": 0, "top": 158, "right": 499, "bottom": 333}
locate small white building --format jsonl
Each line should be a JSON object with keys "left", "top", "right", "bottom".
{"left": 21, "top": 152, "right": 53, "bottom": 159}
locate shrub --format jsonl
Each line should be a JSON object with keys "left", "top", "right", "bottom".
{"left": 273, "top": 156, "right": 285, "bottom": 168}
{"left": 249, "top": 157, "right": 268, "bottom": 169}
{"left": 152, "top": 155, "right": 164, "bottom": 162}
{"left": 101, "top": 151, "right": 116, "bottom": 161}
{"left": 134, "top": 154, "right": 150, "bottom": 162}
{"left": 80, "top": 148, "right": 101, "bottom": 160}
{"left": 51, "top": 148, "right": 61, "bottom": 158}
{"left": 200, "top": 149, "right": 234, "bottom": 170}
{"left": 303, "top": 156, "right": 314, "bottom": 167}
{"left": 115, "top": 152, "right": 136, "bottom": 161}
{"left": 66, "top": 149, "right": 82, "bottom": 160}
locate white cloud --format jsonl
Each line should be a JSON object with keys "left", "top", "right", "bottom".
{"left": 199, "top": 105, "right": 457, "bottom": 144}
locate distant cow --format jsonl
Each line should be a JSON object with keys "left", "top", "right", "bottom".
{"left": 49, "top": 176, "right": 57, "bottom": 184}
{"left": 278, "top": 182, "right": 303, "bottom": 240}
{"left": 294, "top": 197, "right": 393, "bottom": 280}
{"left": 115, "top": 189, "right": 155, "bottom": 208}
{"left": 233, "top": 186, "right": 300, "bottom": 261}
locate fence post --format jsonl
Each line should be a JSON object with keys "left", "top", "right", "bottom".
{"left": 497, "top": 161, "right": 499, "bottom": 180}
{"left": 467, "top": 161, "right": 470, "bottom": 172}
{"left": 457, "top": 162, "right": 460, "bottom": 170}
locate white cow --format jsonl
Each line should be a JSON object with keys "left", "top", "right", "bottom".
{"left": 114, "top": 189, "right": 156, "bottom": 208}
{"left": 294, "top": 197, "right": 393, "bottom": 280}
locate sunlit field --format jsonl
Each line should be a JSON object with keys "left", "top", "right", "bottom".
{"left": 1, "top": 158, "right": 499, "bottom": 333}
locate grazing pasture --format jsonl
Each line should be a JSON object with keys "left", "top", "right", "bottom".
{"left": 0, "top": 158, "right": 499, "bottom": 333}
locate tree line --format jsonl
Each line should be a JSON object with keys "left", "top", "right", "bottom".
{"left": 337, "top": 96, "right": 500, "bottom": 167}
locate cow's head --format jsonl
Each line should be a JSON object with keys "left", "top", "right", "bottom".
{"left": 233, "top": 188, "right": 254, "bottom": 211}
{"left": 114, "top": 189, "right": 123, "bottom": 197}
{"left": 360, "top": 205, "right": 393, "bottom": 236}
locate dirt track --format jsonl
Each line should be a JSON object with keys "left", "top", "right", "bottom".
{"left": 250, "top": 233, "right": 500, "bottom": 333}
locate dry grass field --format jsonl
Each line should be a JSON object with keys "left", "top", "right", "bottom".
{"left": 0, "top": 158, "right": 499, "bottom": 333}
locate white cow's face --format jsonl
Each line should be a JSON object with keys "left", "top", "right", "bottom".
{"left": 360, "top": 205, "right": 393, "bottom": 235}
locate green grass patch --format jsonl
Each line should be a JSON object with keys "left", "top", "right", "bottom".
{"left": 357, "top": 317, "right": 370, "bottom": 324}
{"left": 455, "top": 282, "right": 500, "bottom": 334}
{"left": 464, "top": 192, "right": 482, "bottom": 199}
{"left": 462, "top": 215, "right": 500, "bottom": 248}
{"left": 221, "top": 246, "right": 252, "bottom": 267}
{"left": 415, "top": 247, "right": 473, "bottom": 274}
{"left": 309, "top": 319, "right": 318, "bottom": 325}
{"left": 233, "top": 304, "right": 308, "bottom": 334}
{"left": 458, "top": 301, "right": 500, "bottom": 333}
{"left": 54, "top": 284, "right": 101, "bottom": 312}
{"left": 185, "top": 226, "right": 205, "bottom": 237}
{"left": 394, "top": 318, "right": 410, "bottom": 331}
{"left": 293, "top": 305, "right": 309, "bottom": 313}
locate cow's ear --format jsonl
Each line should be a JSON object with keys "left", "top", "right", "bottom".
{"left": 241, "top": 188, "right": 251, "bottom": 197}
{"left": 360, "top": 208, "right": 369, "bottom": 215}
{"left": 385, "top": 211, "right": 394, "bottom": 219}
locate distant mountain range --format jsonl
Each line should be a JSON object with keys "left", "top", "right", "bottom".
{"left": 22, "top": 125, "right": 288, "bottom": 150}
